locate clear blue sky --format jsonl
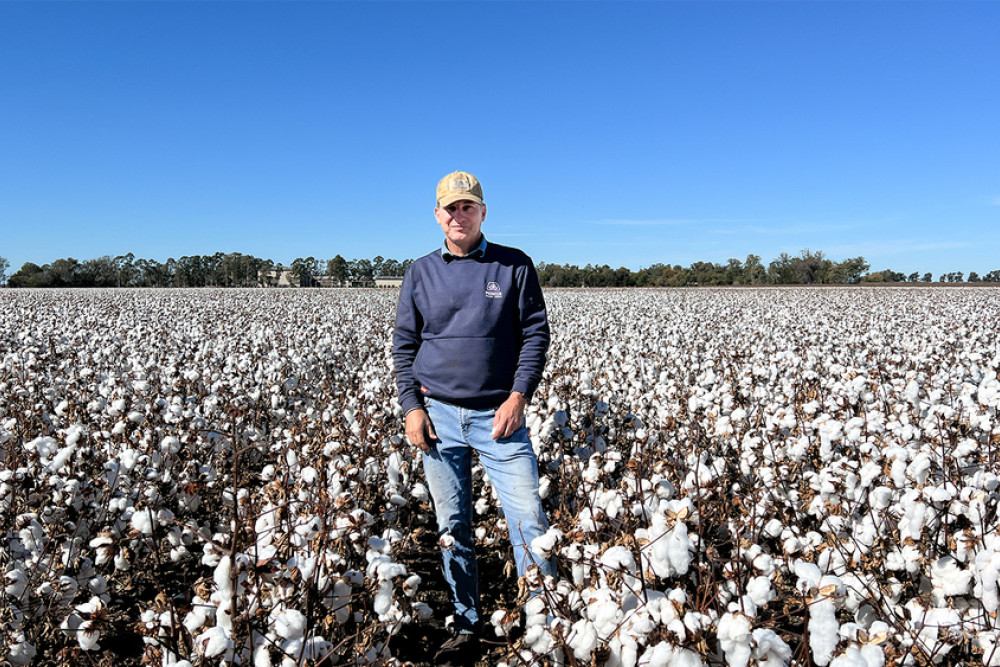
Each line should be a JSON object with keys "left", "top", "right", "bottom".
{"left": 2, "top": 1, "right": 997, "bottom": 278}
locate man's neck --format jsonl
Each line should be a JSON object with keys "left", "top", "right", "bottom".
{"left": 446, "top": 235, "right": 484, "bottom": 257}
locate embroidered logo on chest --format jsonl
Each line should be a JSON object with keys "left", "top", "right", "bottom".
{"left": 485, "top": 281, "right": 502, "bottom": 298}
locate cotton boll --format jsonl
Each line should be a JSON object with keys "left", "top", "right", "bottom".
{"left": 273, "top": 609, "right": 307, "bottom": 640}
{"left": 130, "top": 508, "right": 155, "bottom": 535}
{"left": 931, "top": 556, "right": 972, "bottom": 599}
{"left": 808, "top": 598, "right": 840, "bottom": 666}
{"left": 716, "top": 612, "right": 752, "bottom": 667}
{"left": 751, "top": 628, "right": 792, "bottom": 667}
{"left": 196, "top": 626, "right": 233, "bottom": 658}
{"left": 77, "top": 620, "right": 101, "bottom": 651}
{"left": 7, "top": 639, "right": 37, "bottom": 666}
{"left": 746, "top": 576, "right": 775, "bottom": 607}
{"left": 491, "top": 609, "right": 518, "bottom": 637}
{"left": 5, "top": 569, "right": 28, "bottom": 598}
{"left": 531, "top": 527, "right": 563, "bottom": 560}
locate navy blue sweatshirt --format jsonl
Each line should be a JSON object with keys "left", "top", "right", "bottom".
{"left": 392, "top": 240, "right": 549, "bottom": 414}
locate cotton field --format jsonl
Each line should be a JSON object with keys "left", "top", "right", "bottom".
{"left": 2, "top": 286, "right": 999, "bottom": 667}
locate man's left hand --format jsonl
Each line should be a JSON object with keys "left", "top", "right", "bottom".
{"left": 492, "top": 391, "right": 527, "bottom": 440}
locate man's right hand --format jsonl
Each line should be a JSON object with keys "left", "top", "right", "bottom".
{"left": 405, "top": 409, "right": 437, "bottom": 452}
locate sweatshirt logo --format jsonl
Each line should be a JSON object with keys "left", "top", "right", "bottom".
{"left": 485, "top": 281, "right": 502, "bottom": 298}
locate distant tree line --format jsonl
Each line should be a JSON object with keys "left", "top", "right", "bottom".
{"left": 1, "top": 250, "right": 998, "bottom": 288}
{"left": 0, "top": 253, "right": 412, "bottom": 288}
{"left": 537, "top": 251, "right": 1000, "bottom": 287}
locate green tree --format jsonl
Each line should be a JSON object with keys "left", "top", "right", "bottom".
{"left": 354, "top": 258, "right": 374, "bottom": 283}
{"left": 290, "top": 257, "right": 318, "bottom": 287}
{"left": 327, "top": 255, "right": 348, "bottom": 286}
{"left": 8, "top": 262, "right": 46, "bottom": 287}
{"left": 836, "top": 257, "right": 869, "bottom": 284}
{"left": 922, "top": 272, "right": 932, "bottom": 282}
{"left": 743, "top": 254, "right": 767, "bottom": 285}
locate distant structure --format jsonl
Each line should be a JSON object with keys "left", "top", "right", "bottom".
{"left": 259, "top": 265, "right": 298, "bottom": 287}
{"left": 258, "top": 265, "right": 402, "bottom": 288}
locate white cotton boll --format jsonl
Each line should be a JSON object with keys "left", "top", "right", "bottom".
{"left": 411, "top": 482, "right": 429, "bottom": 501}
{"left": 716, "top": 613, "right": 752, "bottom": 667}
{"left": 47, "top": 443, "right": 76, "bottom": 472}
{"left": 751, "top": 628, "right": 792, "bottom": 667}
{"left": 974, "top": 548, "right": 1000, "bottom": 612}
{"left": 159, "top": 436, "right": 181, "bottom": 455}
{"left": 273, "top": 609, "right": 307, "bottom": 639}
{"left": 254, "top": 640, "right": 273, "bottom": 667}
{"left": 666, "top": 522, "right": 694, "bottom": 575}
{"left": 977, "top": 632, "right": 1000, "bottom": 667}
{"left": 376, "top": 562, "right": 407, "bottom": 581}
{"left": 577, "top": 507, "right": 599, "bottom": 533}
{"left": 491, "top": 609, "right": 518, "bottom": 636}
{"left": 298, "top": 637, "right": 334, "bottom": 662}
{"left": 213, "top": 556, "right": 232, "bottom": 598}
{"left": 5, "top": 569, "right": 28, "bottom": 598}
{"left": 130, "top": 509, "right": 155, "bottom": 535}
{"left": 183, "top": 606, "right": 212, "bottom": 634}
{"left": 829, "top": 647, "right": 869, "bottom": 667}
{"left": 300, "top": 466, "right": 318, "bottom": 485}
{"left": 793, "top": 560, "right": 822, "bottom": 593}
{"left": 373, "top": 580, "right": 393, "bottom": 616}
{"left": 746, "top": 576, "right": 775, "bottom": 607}
{"left": 763, "top": 519, "right": 784, "bottom": 538}
{"left": 567, "top": 618, "right": 599, "bottom": 661}
{"left": 77, "top": 620, "right": 101, "bottom": 651}
{"left": 931, "top": 556, "right": 972, "bottom": 597}
{"left": 196, "top": 626, "right": 233, "bottom": 658}
{"left": 413, "top": 601, "right": 433, "bottom": 621}
{"left": 7, "top": 640, "right": 37, "bottom": 666}
{"left": 538, "top": 475, "right": 551, "bottom": 499}
{"left": 403, "top": 574, "right": 421, "bottom": 597}
{"left": 531, "top": 527, "right": 562, "bottom": 560}
{"left": 808, "top": 598, "right": 839, "bottom": 666}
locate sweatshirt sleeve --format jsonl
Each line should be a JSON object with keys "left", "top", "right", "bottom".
{"left": 511, "top": 258, "right": 550, "bottom": 400}
{"left": 392, "top": 267, "right": 425, "bottom": 414}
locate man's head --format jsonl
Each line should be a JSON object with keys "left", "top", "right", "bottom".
{"left": 435, "top": 171, "right": 486, "bottom": 256}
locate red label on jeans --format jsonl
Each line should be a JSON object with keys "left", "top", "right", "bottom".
{"left": 420, "top": 386, "right": 429, "bottom": 393}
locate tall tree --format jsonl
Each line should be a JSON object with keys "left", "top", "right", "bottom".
{"left": 0, "top": 256, "right": 8, "bottom": 284}
{"left": 327, "top": 255, "right": 348, "bottom": 286}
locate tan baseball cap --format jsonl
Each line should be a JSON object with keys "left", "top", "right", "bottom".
{"left": 436, "top": 171, "right": 484, "bottom": 207}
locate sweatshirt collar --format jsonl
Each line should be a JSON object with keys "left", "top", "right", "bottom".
{"left": 441, "top": 236, "right": 488, "bottom": 262}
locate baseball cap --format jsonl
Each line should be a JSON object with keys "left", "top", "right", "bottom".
{"left": 436, "top": 171, "right": 484, "bottom": 207}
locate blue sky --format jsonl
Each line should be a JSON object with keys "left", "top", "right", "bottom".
{"left": 2, "top": 1, "right": 997, "bottom": 278}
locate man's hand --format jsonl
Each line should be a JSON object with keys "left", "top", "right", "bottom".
{"left": 405, "top": 409, "right": 437, "bottom": 452}
{"left": 492, "top": 391, "right": 527, "bottom": 440}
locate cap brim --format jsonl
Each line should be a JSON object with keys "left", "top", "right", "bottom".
{"left": 437, "top": 193, "right": 484, "bottom": 207}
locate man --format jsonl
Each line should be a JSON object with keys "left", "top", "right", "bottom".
{"left": 393, "top": 171, "right": 556, "bottom": 665}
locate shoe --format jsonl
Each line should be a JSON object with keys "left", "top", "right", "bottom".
{"left": 434, "top": 631, "right": 481, "bottom": 667}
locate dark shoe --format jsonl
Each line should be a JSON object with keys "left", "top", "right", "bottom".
{"left": 434, "top": 631, "right": 481, "bottom": 667}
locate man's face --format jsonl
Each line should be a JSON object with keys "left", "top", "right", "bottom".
{"left": 435, "top": 199, "right": 486, "bottom": 254}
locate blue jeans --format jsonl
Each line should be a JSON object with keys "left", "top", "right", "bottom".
{"left": 421, "top": 397, "right": 556, "bottom": 632}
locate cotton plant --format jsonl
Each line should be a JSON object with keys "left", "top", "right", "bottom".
{"left": 4, "top": 287, "right": 1000, "bottom": 665}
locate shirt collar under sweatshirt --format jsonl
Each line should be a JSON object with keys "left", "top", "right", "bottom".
{"left": 441, "top": 236, "right": 488, "bottom": 262}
